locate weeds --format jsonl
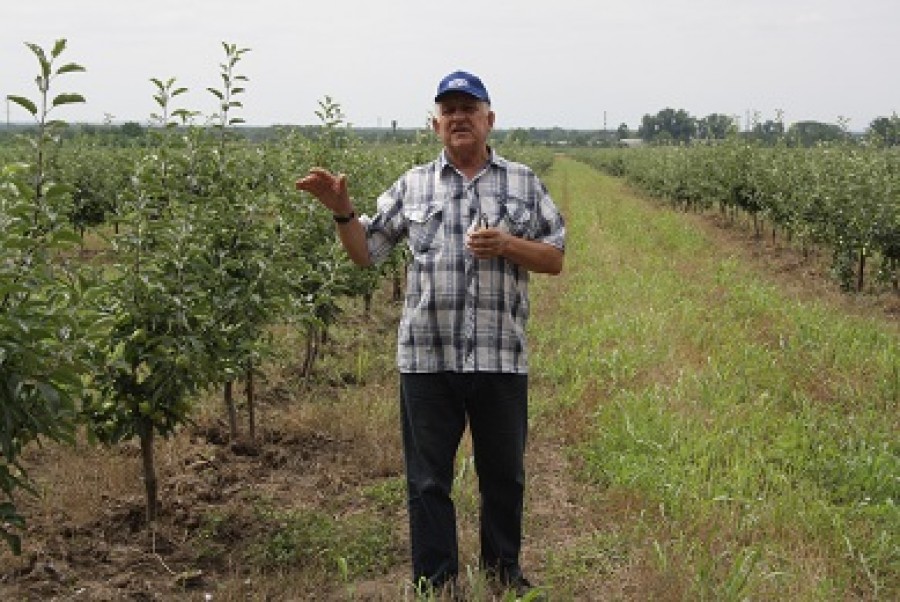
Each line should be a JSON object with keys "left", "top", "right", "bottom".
{"left": 363, "top": 476, "right": 406, "bottom": 510}
{"left": 251, "top": 505, "right": 396, "bottom": 578}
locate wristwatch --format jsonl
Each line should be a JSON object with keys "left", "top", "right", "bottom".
{"left": 332, "top": 211, "right": 356, "bottom": 224}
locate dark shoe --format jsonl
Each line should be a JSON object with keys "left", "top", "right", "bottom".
{"left": 496, "top": 573, "right": 547, "bottom": 600}
{"left": 510, "top": 574, "right": 533, "bottom": 595}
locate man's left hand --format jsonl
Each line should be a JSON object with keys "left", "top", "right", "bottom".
{"left": 466, "top": 228, "right": 512, "bottom": 260}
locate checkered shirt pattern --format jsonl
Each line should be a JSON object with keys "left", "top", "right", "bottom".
{"left": 360, "top": 149, "right": 566, "bottom": 374}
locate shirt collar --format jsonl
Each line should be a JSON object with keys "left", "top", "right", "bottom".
{"left": 438, "top": 146, "right": 503, "bottom": 176}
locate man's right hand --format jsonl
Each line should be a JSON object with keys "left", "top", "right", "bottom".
{"left": 295, "top": 168, "right": 353, "bottom": 215}
{"left": 295, "top": 168, "right": 371, "bottom": 267}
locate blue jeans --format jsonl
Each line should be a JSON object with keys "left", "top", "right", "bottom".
{"left": 400, "top": 372, "right": 529, "bottom": 589}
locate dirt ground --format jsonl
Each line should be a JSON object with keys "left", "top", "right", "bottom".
{"left": 1, "top": 201, "right": 896, "bottom": 602}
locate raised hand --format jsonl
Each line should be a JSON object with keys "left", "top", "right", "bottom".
{"left": 295, "top": 168, "right": 353, "bottom": 214}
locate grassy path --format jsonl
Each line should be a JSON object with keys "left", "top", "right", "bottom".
{"left": 523, "top": 156, "right": 899, "bottom": 600}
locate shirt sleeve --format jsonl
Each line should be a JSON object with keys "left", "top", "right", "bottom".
{"left": 360, "top": 176, "right": 408, "bottom": 265}
{"left": 531, "top": 178, "right": 566, "bottom": 252}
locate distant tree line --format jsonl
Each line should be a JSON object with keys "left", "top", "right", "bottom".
{"left": 3, "top": 112, "right": 898, "bottom": 149}
{"left": 633, "top": 108, "right": 900, "bottom": 148}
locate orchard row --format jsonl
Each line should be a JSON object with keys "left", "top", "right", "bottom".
{"left": 574, "top": 142, "right": 900, "bottom": 291}
{"left": 0, "top": 40, "right": 431, "bottom": 552}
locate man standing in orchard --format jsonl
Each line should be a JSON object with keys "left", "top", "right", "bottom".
{"left": 296, "top": 70, "right": 565, "bottom": 596}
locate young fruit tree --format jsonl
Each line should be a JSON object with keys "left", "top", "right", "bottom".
{"left": 1, "top": 39, "right": 97, "bottom": 554}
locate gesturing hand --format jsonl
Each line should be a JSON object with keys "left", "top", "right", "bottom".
{"left": 295, "top": 168, "right": 353, "bottom": 214}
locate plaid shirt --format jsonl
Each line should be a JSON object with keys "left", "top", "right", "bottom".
{"left": 361, "top": 149, "right": 565, "bottom": 374}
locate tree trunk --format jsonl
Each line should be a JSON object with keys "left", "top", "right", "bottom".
{"left": 893, "top": 257, "right": 898, "bottom": 290}
{"left": 224, "top": 380, "right": 238, "bottom": 439}
{"left": 138, "top": 422, "right": 158, "bottom": 524}
{"left": 246, "top": 363, "right": 256, "bottom": 440}
{"left": 857, "top": 250, "right": 866, "bottom": 292}
{"left": 302, "top": 324, "right": 317, "bottom": 378}
{"left": 392, "top": 269, "right": 403, "bottom": 302}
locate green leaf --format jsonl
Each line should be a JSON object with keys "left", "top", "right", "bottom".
{"left": 44, "top": 182, "right": 76, "bottom": 200}
{"left": 50, "top": 38, "right": 67, "bottom": 59}
{"left": 207, "top": 88, "right": 224, "bottom": 101}
{"left": 0, "top": 237, "right": 32, "bottom": 251}
{"left": 55, "top": 62, "right": 86, "bottom": 75}
{"left": 24, "top": 42, "right": 45, "bottom": 60}
{"left": 229, "top": 118, "right": 246, "bottom": 125}
{"left": 7, "top": 95, "right": 37, "bottom": 117}
{"left": 52, "top": 93, "right": 86, "bottom": 107}
{"left": 24, "top": 43, "right": 50, "bottom": 78}
{"left": 0, "top": 283, "right": 30, "bottom": 297}
{"left": 44, "top": 182, "right": 77, "bottom": 199}
{"left": 89, "top": 316, "right": 118, "bottom": 334}
{"left": 1, "top": 525, "right": 22, "bottom": 556}
{"left": 50, "top": 229, "right": 83, "bottom": 246}
{"left": 172, "top": 87, "right": 188, "bottom": 97}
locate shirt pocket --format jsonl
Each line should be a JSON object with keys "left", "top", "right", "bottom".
{"left": 405, "top": 204, "right": 445, "bottom": 254}
{"left": 501, "top": 195, "right": 533, "bottom": 238}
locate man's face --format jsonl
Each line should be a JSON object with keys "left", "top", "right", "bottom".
{"left": 432, "top": 93, "right": 495, "bottom": 155}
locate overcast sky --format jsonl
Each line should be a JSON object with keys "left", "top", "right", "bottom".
{"left": 3, "top": 0, "right": 898, "bottom": 131}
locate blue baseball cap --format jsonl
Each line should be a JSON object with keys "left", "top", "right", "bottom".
{"left": 434, "top": 70, "right": 490, "bottom": 104}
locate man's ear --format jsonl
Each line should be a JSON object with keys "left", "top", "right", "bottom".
{"left": 488, "top": 109, "right": 496, "bottom": 129}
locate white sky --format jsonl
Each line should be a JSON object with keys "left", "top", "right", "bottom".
{"left": 3, "top": 0, "right": 898, "bottom": 131}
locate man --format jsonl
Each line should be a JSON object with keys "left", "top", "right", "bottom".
{"left": 295, "top": 70, "right": 565, "bottom": 595}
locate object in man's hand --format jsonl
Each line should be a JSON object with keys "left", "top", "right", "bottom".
{"left": 467, "top": 212, "right": 488, "bottom": 235}
{"left": 466, "top": 213, "right": 487, "bottom": 249}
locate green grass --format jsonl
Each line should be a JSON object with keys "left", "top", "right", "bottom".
{"left": 531, "top": 157, "right": 899, "bottom": 600}
{"left": 250, "top": 503, "right": 397, "bottom": 578}
{"left": 362, "top": 476, "right": 406, "bottom": 510}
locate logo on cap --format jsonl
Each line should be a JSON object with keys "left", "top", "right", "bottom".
{"left": 435, "top": 70, "right": 490, "bottom": 103}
